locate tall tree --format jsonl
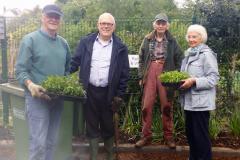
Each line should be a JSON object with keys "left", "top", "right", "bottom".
{"left": 198, "top": 0, "right": 240, "bottom": 100}
{"left": 59, "top": 0, "right": 180, "bottom": 19}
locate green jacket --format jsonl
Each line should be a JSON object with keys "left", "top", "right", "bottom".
{"left": 138, "top": 30, "right": 184, "bottom": 80}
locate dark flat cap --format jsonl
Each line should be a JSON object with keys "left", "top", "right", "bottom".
{"left": 154, "top": 13, "right": 168, "bottom": 22}
{"left": 42, "top": 4, "right": 63, "bottom": 16}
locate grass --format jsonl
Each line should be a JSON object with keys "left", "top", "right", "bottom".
{"left": 229, "top": 107, "right": 240, "bottom": 136}
{"left": 209, "top": 115, "right": 221, "bottom": 139}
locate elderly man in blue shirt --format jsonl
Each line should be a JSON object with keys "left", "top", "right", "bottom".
{"left": 70, "top": 12, "right": 130, "bottom": 160}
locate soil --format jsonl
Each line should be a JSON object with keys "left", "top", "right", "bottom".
{"left": 119, "top": 130, "right": 240, "bottom": 149}
{"left": 211, "top": 131, "right": 240, "bottom": 149}
{"left": 117, "top": 152, "right": 240, "bottom": 160}
{"left": 117, "top": 131, "right": 240, "bottom": 160}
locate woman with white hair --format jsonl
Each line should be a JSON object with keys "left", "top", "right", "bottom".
{"left": 180, "top": 24, "right": 220, "bottom": 160}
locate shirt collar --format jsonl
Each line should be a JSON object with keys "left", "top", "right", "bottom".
{"left": 40, "top": 27, "right": 57, "bottom": 40}
{"left": 154, "top": 34, "right": 167, "bottom": 42}
{"left": 95, "top": 34, "right": 113, "bottom": 46}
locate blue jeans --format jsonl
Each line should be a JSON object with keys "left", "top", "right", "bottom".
{"left": 25, "top": 94, "right": 63, "bottom": 160}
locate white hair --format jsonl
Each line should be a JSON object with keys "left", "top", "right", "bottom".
{"left": 98, "top": 12, "right": 115, "bottom": 25}
{"left": 186, "top": 24, "right": 208, "bottom": 43}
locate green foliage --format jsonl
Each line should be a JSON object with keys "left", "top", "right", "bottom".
{"left": 60, "top": 0, "right": 88, "bottom": 23}
{"left": 117, "top": 30, "right": 145, "bottom": 55}
{"left": 198, "top": 0, "right": 240, "bottom": 61}
{"left": 159, "top": 71, "right": 190, "bottom": 83}
{"left": 152, "top": 108, "right": 164, "bottom": 141}
{"left": 120, "top": 94, "right": 141, "bottom": 137}
{"left": 173, "top": 103, "right": 185, "bottom": 137}
{"left": 209, "top": 114, "right": 221, "bottom": 139}
{"left": 58, "top": 0, "right": 180, "bottom": 19}
{"left": 169, "top": 20, "right": 189, "bottom": 50}
{"left": 232, "top": 71, "right": 240, "bottom": 95}
{"left": 229, "top": 107, "right": 240, "bottom": 136}
{"left": 59, "top": 20, "right": 96, "bottom": 52}
{"left": 41, "top": 73, "right": 85, "bottom": 97}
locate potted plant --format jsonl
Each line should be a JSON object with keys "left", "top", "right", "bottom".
{"left": 42, "top": 73, "right": 86, "bottom": 101}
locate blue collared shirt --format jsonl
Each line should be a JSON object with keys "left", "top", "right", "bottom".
{"left": 89, "top": 36, "right": 113, "bottom": 87}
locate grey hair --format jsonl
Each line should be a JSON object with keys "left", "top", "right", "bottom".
{"left": 98, "top": 12, "right": 115, "bottom": 25}
{"left": 186, "top": 24, "right": 208, "bottom": 43}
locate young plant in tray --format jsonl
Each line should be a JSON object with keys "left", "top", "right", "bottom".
{"left": 159, "top": 71, "right": 190, "bottom": 88}
{"left": 42, "top": 73, "right": 85, "bottom": 97}
{"left": 159, "top": 71, "right": 190, "bottom": 83}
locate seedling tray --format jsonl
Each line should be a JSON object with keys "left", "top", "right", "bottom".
{"left": 46, "top": 92, "right": 86, "bottom": 102}
{"left": 161, "top": 81, "right": 184, "bottom": 89}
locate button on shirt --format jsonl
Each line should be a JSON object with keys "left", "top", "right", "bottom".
{"left": 151, "top": 35, "right": 167, "bottom": 60}
{"left": 89, "top": 36, "right": 113, "bottom": 87}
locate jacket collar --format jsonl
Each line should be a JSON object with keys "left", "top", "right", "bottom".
{"left": 86, "top": 32, "right": 125, "bottom": 60}
{"left": 183, "top": 44, "right": 208, "bottom": 67}
{"left": 145, "top": 30, "right": 174, "bottom": 42}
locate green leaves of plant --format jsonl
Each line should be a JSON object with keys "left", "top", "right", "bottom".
{"left": 159, "top": 71, "right": 189, "bottom": 83}
{"left": 41, "top": 73, "right": 85, "bottom": 97}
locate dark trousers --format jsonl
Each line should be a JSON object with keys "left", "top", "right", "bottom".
{"left": 85, "top": 84, "right": 114, "bottom": 139}
{"left": 185, "top": 110, "right": 212, "bottom": 160}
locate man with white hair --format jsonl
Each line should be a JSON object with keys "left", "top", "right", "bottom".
{"left": 15, "top": 4, "right": 71, "bottom": 160}
{"left": 70, "top": 13, "right": 130, "bottom": 160}
{"left": 135, "top": 13, "right": 184, "bottom": 148}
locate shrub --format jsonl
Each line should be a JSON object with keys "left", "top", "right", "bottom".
{"left": 209, "top": 115, "right": 221, "bottom": 139}
{"left": 229, "top": 107, "right": 240, "bottom": 136}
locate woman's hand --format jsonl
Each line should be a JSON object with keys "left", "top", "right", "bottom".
{"left": 180, "top": 77, "right": 196, "bottom": 89}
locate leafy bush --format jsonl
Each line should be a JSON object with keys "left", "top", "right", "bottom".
{"left": 229, "top": 108, "right": 240, "bottom": 136}
{"left": 209, "top": 115, "right": 221, "bottom": 139}
{"left": 121, "top": 93, "right": 141, "bottom": 133}
{"left": 173, "top": 102, "right": 185, "bottom": 137}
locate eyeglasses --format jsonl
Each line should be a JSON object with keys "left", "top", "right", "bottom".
{"left": 46, "top": 13, "right": 61, "bottom": 20}
{"left": 99, "top": 22, "right": 114, "bottom": 27}
{"left": 187, "top": 35, "right": 200, "bottom": 39}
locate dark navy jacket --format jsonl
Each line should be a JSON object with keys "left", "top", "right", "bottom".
{"left": 70, "top": 32, "right": 130, "bottom": 105}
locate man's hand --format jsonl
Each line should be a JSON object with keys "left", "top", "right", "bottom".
{"left": 111, "top": 97, "right": 123, "bottom": 112}
{"left": 27, "top": 82, "right": 50, "bottom": 100}
{"left": 180, "top": 78, "right": 196, "bottom": 89}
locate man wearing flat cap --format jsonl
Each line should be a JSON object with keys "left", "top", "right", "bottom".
{"left": 15, "top": 4, "right": 71, "bottom": 160}
{"left": 135, "top": 13, "right": 184, "bottom": 148}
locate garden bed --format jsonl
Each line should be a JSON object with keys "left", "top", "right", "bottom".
{"left": 73, "top": 130, "right": 240, "bottom": 160}
{"left": 119, "top": 130, "right": 240, "bottom": 149}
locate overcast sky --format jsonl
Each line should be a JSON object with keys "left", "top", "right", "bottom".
{"left": 0, "top": 0, "right": 186, "bottom": 15}
{"left": 0, "top": 0, "right": 55, "bottom": 15}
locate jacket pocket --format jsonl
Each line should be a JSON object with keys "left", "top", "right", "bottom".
{"left": 189, "top": 61, "right": 204, "bottom": 77}
{"left": 191, "top": 91, "right": 210, "bottom": 109}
